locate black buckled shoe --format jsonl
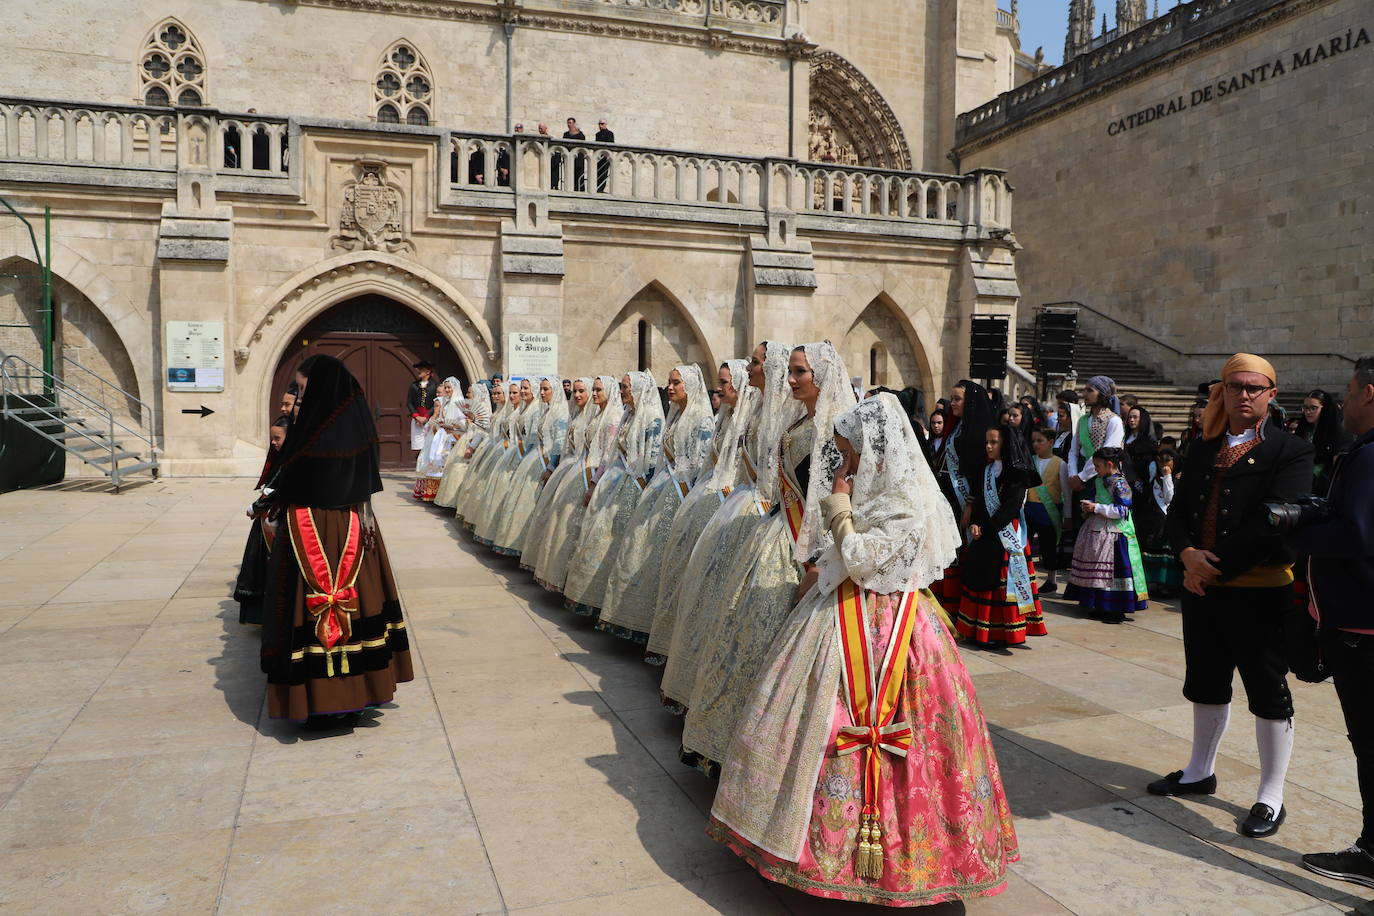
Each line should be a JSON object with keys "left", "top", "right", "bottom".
{"left": 1302, "top": 845, "right": 1374, "bottom": 889}
{"left": 1147, "top": 770, "right": 1217, "bottom": 797}
{"left": 1240, "top": 803, "right": 1286, "bottom": 838}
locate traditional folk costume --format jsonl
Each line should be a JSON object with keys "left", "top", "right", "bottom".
{"left": 1060, "top": 378, "right": 1125, "bottom": 567}
{"left": 530, "top": 377, "right": 621, "bottom": 592}
{"left": 1064, "top": 460, "right": 1150, "bottom": 616}
{"left": 930, "top": 381, "right": 997, "bottom": 604}
{"left": 1150, "top": 354, "right": 1314, "bottom": 836}
{"left": 413, "top": 377, "right": 464, "bottom": 501}
{"left": 491, "top": 377, "right": 570, "bottom": 556}
{"left": 452, "top": 386, "right": 515, "bottom": 526}
{"left": 645, "top": 359, "right": 754, "bottom": 663}
{"left": 407, "top": 369, "right": 439, "bottom": 451}
{"left": 1139, "top": 461, "right": 1181, "bottom": 594}
{"left": 563, "top": 372, "right": 664, "bottom": 615}
{"left": 472, "top": 389, "right": 535, "bottom": 546}
{"left": 434, "top": 382, "right": 493, "bottom": 509}
{"left": 660, "top": 342, "right": 794, "bottom": 710}
{"left": 680, "top": 341, "right": 856, "bottom": 774}
{"left": 519, "top": 377, "right": 596, "bottom": 573}
{"left": 234, "top": 423, "right": 287, "bottom": 626}
{"left": 709, "top": 394, "right": 1018, "bottom": 907}
{"left": 1025, "top": 452, "right": 1064, "bottom": 576}
{"left": 258, "top": 355, "right": 413, "bottom": 722}
{"left": 953, "top": 426, "right": 1048, "bottom": 646}
{"left": 598, "top": 364, "right": 716, "bottom": 642}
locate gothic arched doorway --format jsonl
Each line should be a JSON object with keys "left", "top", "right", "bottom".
{"left": 271, "top": 294, "right": 469, "bottom": 468}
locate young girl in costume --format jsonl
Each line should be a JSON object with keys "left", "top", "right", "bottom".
{"left": 1025, "top": 427, "right": 1065, "bottom": 593}
{"left": 954, "top": 423, "right": 1047, "bottom": 646}
{"left": 1064, "top": 446, "right": 1149, "bottom": 621}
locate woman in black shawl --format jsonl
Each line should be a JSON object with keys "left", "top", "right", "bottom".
{"left": 234, "top": 414, "right": 291, "bottom": 626}
{"left": 930, "top": 379, "right": 998, "bottom": 603}
{"left": 258, "top": 355, "right": 413, "bottom": 723}
{"left": 1297, "top": 389, "right": 1352, "bottom": 496}
{"left": 954, "top": 422, "right": 1047, "bottom": 646}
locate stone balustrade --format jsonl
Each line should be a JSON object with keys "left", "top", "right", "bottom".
{"left": 449, "top": 131, "right": 1011, "bottom": 230}
{"left": 0, "top": 96, "right": 1013, "bottom": 237}
{"left": 0, "top": 96, "right": 291, "bottom": 178}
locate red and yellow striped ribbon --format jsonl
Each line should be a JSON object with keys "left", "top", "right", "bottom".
{"left": 834, "top": 579, "right": 920, "bottom": 880}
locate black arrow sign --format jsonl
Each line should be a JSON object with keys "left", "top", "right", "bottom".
{"left": 181, "top": 406, "right": 215, "bottom": 418}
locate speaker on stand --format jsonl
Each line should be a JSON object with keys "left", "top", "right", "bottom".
{"left": 968, "top": 315, "right": 1010, "bottom": 385}
{"left": 1033, "top": 305, "right": 1079, "bottom": 401}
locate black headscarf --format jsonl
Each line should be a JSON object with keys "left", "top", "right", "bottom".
{"left": 267, "top": 354, "right": 382, "bottom": 509}
{"left": 953, "top": 379, "right": 997, "bottom": 480}
{"left": 995, "top": 421, "right": 1042, "bottom": 488}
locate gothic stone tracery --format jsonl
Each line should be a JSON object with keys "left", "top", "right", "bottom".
{"left": 807, "top": 51, "right": 912, "bottom": 171}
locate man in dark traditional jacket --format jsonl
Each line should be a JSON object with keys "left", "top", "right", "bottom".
{"left": 1148, "top": 353, "right": 1313, "bottom": 840}
{"left": 407, "top": 360, "right": 438, "bottom": 451}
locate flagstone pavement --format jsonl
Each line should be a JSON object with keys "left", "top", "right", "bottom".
{"left": 0, "top": 475, "right": 1370, "bottom": 915}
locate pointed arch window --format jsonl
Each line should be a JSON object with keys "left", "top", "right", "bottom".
{"left": 373, "top": 41, "right": 433, "bottom": 126}
{"left": 139, "top": 19, "right": 207, "bottom": 107}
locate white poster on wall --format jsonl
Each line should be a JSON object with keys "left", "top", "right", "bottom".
{"left": 166, "top": 321, "right": 225, "bottom": 392}
{"left": 506, "top": 331, "right": 558, "bottom": 379}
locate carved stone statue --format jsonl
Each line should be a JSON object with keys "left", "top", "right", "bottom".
{"left": 331, "top": 160, "right": 413, "bottom": 252}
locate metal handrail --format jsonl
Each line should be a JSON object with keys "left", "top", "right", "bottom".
{"left": 60, "top": 354, "right": 155, "bottom": 433}
{"left": 2, "top": 355, "right": 117, "bottom": 478}
{"left": 1, "top": 354, "right": 155, "bottom": 456}
{"left": 1041, "top": 302, "right": 1357, "bottom": 365}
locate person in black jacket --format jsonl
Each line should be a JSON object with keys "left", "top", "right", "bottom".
{"left": 1293, "top": 358, "right": 1374, "bottom": 888}
{"left": 407, "top": 360, "right": 438, "bottom": 451}
{"left": 1147, "top": 354, "right": 1314, "bottom": 841}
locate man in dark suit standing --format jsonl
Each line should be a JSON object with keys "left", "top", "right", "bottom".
{"left": 595, "top": 118, "right": 615, "bottom": 193}
{"left": 407, "top": 360, "right": 439, "bottom": 452}
{"left": 1147, "top": 353, "right": 1314, "bottom": 840}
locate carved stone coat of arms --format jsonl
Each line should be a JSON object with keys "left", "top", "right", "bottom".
{"left": 331, "top": 160, "right": 413, "bottom": 252}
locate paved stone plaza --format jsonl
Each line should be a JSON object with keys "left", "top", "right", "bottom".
{"left": 0, "top": 476, "right": 1370, "bottom": 915}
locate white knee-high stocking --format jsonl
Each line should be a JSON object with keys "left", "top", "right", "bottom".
{"left": 1255, "top": 716, "right": 1294, "bottom": 811}
{"left": 1181, "top": 702, "right": 1231, "bottom": 783}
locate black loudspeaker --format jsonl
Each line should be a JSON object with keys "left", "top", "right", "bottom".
{"left": 1034, "top": 309, "right": 1078, "bottom": 377}
{"left": 969, "top": 316, "right": 1009, "bottom": 380}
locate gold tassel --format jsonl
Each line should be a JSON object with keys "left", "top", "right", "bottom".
{"left": 324, "top": 650, "right": 335, "bottom": 679}
{"left": 868, "top": 820, "right": 884, "bottom": 880}
{"left": 339, "top": 648, "right": 350, "bottom": 676}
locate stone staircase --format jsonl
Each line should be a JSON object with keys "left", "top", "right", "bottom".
{"left": 1016, "top": 326, "right": 1200, "bottom": 437}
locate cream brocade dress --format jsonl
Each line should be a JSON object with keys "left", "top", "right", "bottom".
{"left": 659, "top": 420, "right": 768, "bottom": 705}
{"left": 520, "top": 421, "right": 588, "bottom": 575}
{"left": 564, "top": 418, "right": 646, "bottom": 612}
{"left": 679, "top": 419, "right": 812, "bottom": 768}
{"left": 434, "top": 422, "right": 486, "bottom": 508}
{"left": 645, "top": 436, "right": 735, "bottom": 660}
{"left": 490, "top": 409, "right": 567, "bottom": 556}
{"left": 472, "top": 413, "right": 530, "bottom": 544}
{"left": 598, "top": 416, "right": 715, "bottom": 640}
{"left": 453, "top": 415, "right": 510, "bottom": 525}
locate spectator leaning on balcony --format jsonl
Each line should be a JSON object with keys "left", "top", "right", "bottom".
{"left": 595, "top": 118, "right": 615, "bottom": 191}
{"left": 1148, "top": 354, "right": 1314, "bottom": 841}
{"left": 1292, "top": 357, "right": 1374, "bottom": 888}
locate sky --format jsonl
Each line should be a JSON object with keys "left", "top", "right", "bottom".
{"left": 1014, "top": 0, "right": 1185, "bottom": 68}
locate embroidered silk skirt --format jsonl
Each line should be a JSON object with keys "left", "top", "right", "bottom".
{"left": 645, "top": 476, "right": 732, "bottom": 662}
{"left": 261, "top": 506, "right": 414, "bottom": 722}
{"left": 598, "top": 470, "right": 686, "bottom": 642}
{"left": 563, "top": 465, "right": 642, "bottom": 614}
{"left": 530, "top": 460, "right": 592, "bottom": 592}
{"left": 709, "top": 593, "right": 1019, "bottom": 907}
{"left": 1065, "top": 519, "right": 1149, "bottom": 613}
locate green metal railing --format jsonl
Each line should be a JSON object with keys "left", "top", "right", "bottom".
{"left": 0, "top": 197, "right": 53, "bottom": 393}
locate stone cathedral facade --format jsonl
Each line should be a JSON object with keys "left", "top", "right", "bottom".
{"left": 0, "top": 0, "right": 1036, "bottom": 474}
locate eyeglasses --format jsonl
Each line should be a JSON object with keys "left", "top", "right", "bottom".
{"left": 1301, "top": 404, "right": 1321, "bottom": 413}
{"left": 1223, "top": 381, "right": 1274, "bottom": 397}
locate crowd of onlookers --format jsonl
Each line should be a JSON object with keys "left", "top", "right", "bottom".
{"left": 456, "top": 116, "right": 617, "bottom": 189}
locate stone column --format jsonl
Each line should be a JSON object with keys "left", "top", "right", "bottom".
{"left": 499, "top": 189, "right": 565, "bottom": 377}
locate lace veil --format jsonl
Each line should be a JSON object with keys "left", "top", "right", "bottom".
{"left": 791, "top": 340, "right": 858, "bottom": 564}
{"left": 754, "top": 340, "right": 802, "bottom": 506}
{"left": 465, "top": 382, "right": 492, "bottom": 430}
{"left": 565, "top": 377, "right": 596, "bottom": 452}
{"left": 704, "top": 359, "right": 752, "bottom": 490}
{"left": 586, "top": 374, "right": 623, "bottom": 471}
{"left": 830, "top": 392, "right": 962, "bottom": 593}
{"left": 537, "top": 374, "right": 570, "bottom": 447}
{"left": 662, "top": 363, "right": 714, "bottom": 482}
{"left": 622, "top": 370, "right": 665, "bottom": 478}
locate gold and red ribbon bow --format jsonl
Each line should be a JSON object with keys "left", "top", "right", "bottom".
{"left": 834, "top": 579, "right": 920, "bottom": 881}
{"left": 288, "top": 507, "right": 365, "bottom": 677}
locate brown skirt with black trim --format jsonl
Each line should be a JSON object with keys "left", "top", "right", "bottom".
{"left": 261, "top": 506, "right": 414, "bottom": 721}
